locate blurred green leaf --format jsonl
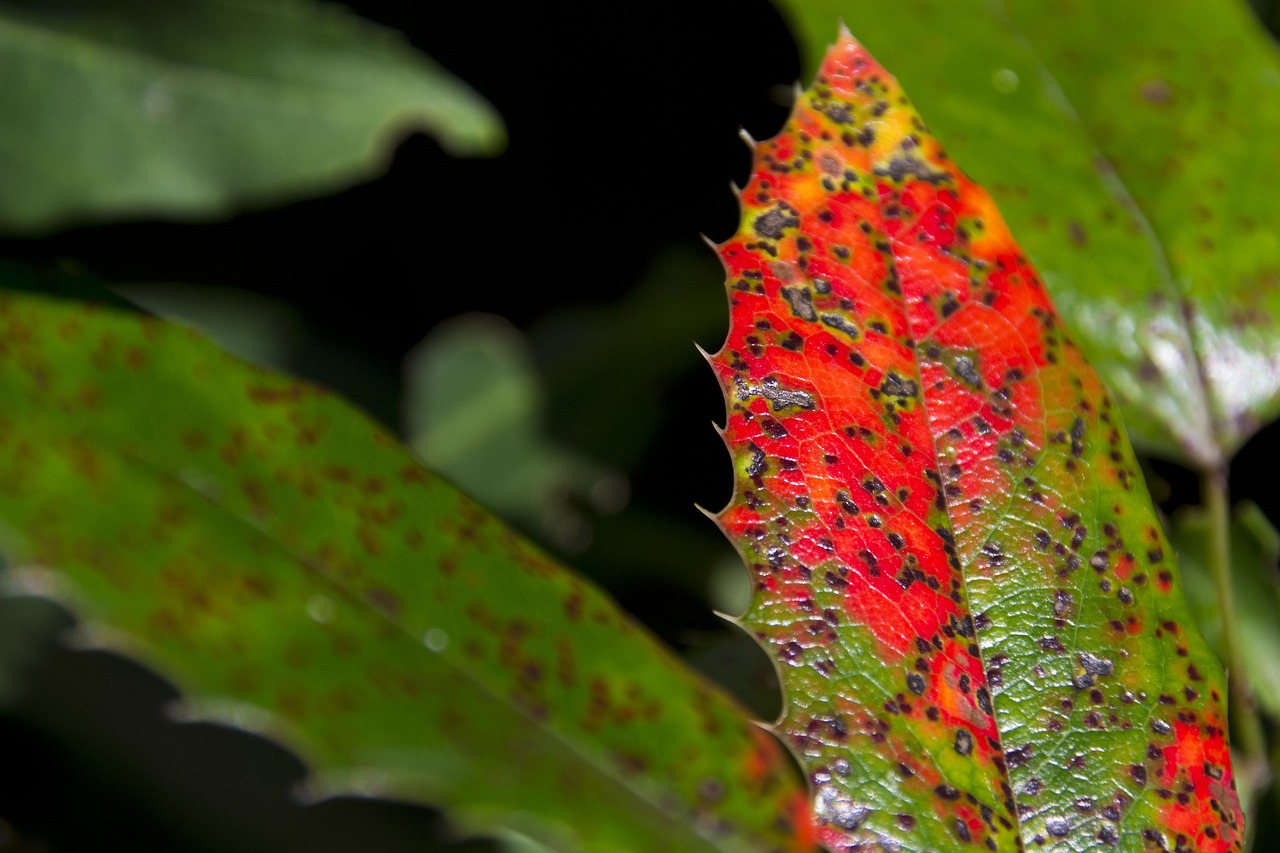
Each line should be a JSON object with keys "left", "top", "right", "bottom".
{"left": 0, "top": 0, "right": 504, "bottom": 232}
{"left": 404, "top": 313, "right": 627, "bottom": 554}
{"left": 1172, "top": 501, "right": 1280, "bottom": 719}
{"left": 775, "top": 0, "right": 1280, "bottom": 469}
{"left": 0, "top": 280, "right": 807, "bottom": 852}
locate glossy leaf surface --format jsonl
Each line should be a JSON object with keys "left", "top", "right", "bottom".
{"left": 0, "top": 0, "right": 503, "bottom": 232}
{"left": 0, "top": 283, "right": 807, "bottom": 853}
{"left": 711, "top": 32, "right": 1243, "bottom": 851}
{"left": 775, "top": 0, "right": 1280, "bottom": 468}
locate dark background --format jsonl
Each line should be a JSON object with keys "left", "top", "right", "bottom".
{"left": 1, "top": 1, "right": 1278, "bottom": 850}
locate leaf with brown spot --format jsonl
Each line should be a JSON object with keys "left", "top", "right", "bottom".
{"left": 0, "top": 283, "right": 808, "bottom": 853}
{"left": 711, "top": 30, "right": 1243, "bottom": 851}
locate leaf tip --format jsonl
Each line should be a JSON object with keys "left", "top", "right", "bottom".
{"left": 693, "top": 502, "right": 723, "bottom": 529}
{"left": 710, "top": 607, "right": 742, "bottom": 627}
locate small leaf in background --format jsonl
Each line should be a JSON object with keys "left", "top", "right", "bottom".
{"left": 775, "top": 0, "right": 1280, "bottom": 469}
{"left": 0, "top": 0, "right": 504, "bottom": 232}
{"left": 711, "top": 31, "right": 1242, "bottom": 849}
{"left": 1173, "top": 501, "right": 1280, "bottom": 721}
{"left": 532, "top": 247, "right": 729, "bottom": 470}
{"left": 0, "top": 280, "right": 809, "bottom": 853}
{"left": 403, "top": 313, "right": 627, "bottom": 554}
{"left": 519, "top": 246, "right": 754, "bottom": 611}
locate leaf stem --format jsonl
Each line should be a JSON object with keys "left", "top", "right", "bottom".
{"left": 1202, "top": 467, "right": 1270, "bottom": 807}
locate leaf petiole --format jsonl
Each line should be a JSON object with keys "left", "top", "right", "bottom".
{"left": 1204, "top": 466, "right": 1271, "bottom": 830}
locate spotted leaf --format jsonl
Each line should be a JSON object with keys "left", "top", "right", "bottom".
{"left": 711, "top": 31, "right": 1243, "bottom": 852}
{"left": 0, "top": 282, "right": 808, "bottom": 853}
{"left": 774, "top": 0, "right": 1280, "bottom": 470}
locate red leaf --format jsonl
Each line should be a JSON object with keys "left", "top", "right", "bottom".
{"left": 711, "top": 29, "right": 1243, "bottom": 851}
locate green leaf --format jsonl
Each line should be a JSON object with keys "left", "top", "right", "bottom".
{"left": 403, "top": 313, "right": 626, "bottom": 554}
{"left": 0, "top": 0, "right": 504, "bottom": 232}
{"left": 1172, "top": 501, "right": 1280, "bottom": 720}
{"left": 712, "top": 31, "right": 1243, "bottom": 849}
{"left": 0, "top": 279, "right": 808, "bottom": 853}
{"left": 774, "top": 0, "right": 1280, "bottom": 469}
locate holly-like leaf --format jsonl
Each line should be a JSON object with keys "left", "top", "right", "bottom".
{"left": 0, "top": 0, "right": 504, "bottom": 232}
{"left": 711, "top": 31, "right": 1244, "bottom": 850}
{"left": 774, "top": 0, "right": 1280, "bottom": 469}
{"left": 0, "top": 280, "right": 808, "bottom": 853}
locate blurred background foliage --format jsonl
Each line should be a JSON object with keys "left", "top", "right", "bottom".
{"left": 1, "top": 0, "right": 1280, "bottom": 850}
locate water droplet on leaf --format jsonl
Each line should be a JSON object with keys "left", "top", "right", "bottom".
{"left": 306, "top": 595, "right": 335, "bottom": 624}
{"left": 992, "top": 68, "right": 1019, "bottom": 94}
{"left": 423, "top": 628, "right": 449, "bottom": 652}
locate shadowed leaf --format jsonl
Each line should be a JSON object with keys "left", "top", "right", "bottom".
{"left": 115, "top": 283, "right": 303, "bottom": 368}
{"left": 775, "top": 0, "right": 1280, "bottom": 468}
{"left": 0, "top": 277, "right": 808, "bottom": 853}
{"left": 0, "top": 0, "right": 504, "bottom": 232}
{"left": 710, "top": 31, "right": 1243, "bottom": 850}
{"left": 533, "top": 247, "right": 729, "bottom": 470}
{"left": 1173, "top": 501, "right": 1280, "bottom": 721}
{"left": 0, "top": 594, "right": 67, "bottom": 705}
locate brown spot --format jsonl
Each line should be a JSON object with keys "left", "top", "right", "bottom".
{"left": 357, "top": 524, "right": 383, "bottom": 556}
{"left": 1140, "top": 79, "right": 1173, "bottom": 104}
{"left": 1067, "top": 219, "right": 1087, "bottom": 247}
{"left": 402, "top": 465, "right": 431, "bottom": 486}
{"left": 364, "top": 586, "right": 401, "bottom": 618}
{"left": 181, "top": 430, "right": 208, "bottom": 451}
{"left": 565, "top": 589, "right": 583, "bottom": 621}
{"left": 246, "top": 383, "right": 306, "bottom": 404}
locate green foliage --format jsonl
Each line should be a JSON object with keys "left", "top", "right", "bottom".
{"left": 1, "top": 1, "right": 1280, "bottom": 850}
{"left": 0, "top": 0, "right": 503, "bottom": 232}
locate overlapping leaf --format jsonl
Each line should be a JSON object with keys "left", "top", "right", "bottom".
{"left": 775, "top": 0, "right": 1280, "bottom": 469}
{"left": 711, "top": 31, "right": 1243, "bottom": 850}
{"left": 0, "top": 279, "right": 807, "bottom": 853}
